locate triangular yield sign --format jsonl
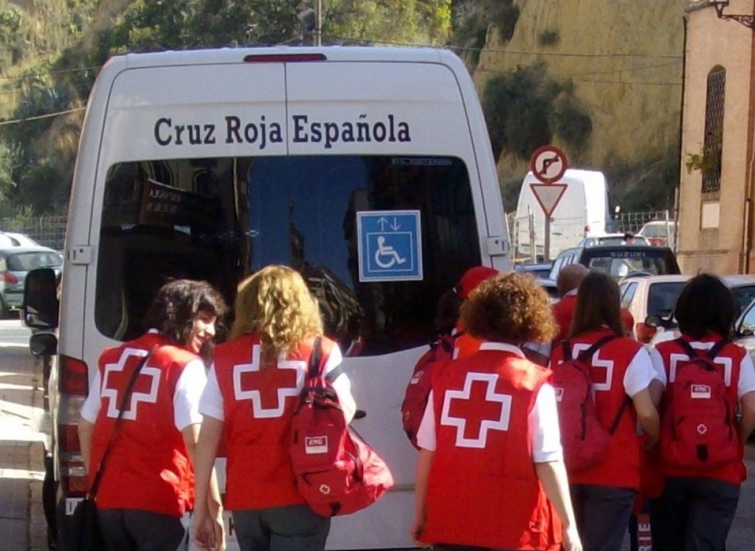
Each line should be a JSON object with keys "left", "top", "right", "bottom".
{"left": 529, "top": 183, "right": 568, "bottom": 217}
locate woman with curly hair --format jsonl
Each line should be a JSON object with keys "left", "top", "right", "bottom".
{"left": 548, "top": 272, "right": 659, "bottom": 551}
{"left": 78, "top": 279, "right": 227, "bottom": 551}
{"left": 412, "top": 272, "right": 582, "bottom": 551}
{"left": 192, "top": 265, "right": 356, "bottom": 551}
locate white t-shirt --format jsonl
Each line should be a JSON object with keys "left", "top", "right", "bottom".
{"left": 650, "top": 341, "right": 755, "bottom": 399}
{"left": 416, "top": 342, "right": 563, "bottom": 463}
{"left": 200, "top": 342, "right": 355, "bottom": 422}
{"left": 81, "top": 357, "right": 207, "bottom": 432}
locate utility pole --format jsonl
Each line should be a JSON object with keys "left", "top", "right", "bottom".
{"left": 315, "top": 0, "right": 322, "bottom": 46}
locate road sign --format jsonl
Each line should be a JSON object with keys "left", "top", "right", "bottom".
{"left": 530, "top": 145, "right": 568, "bottom": 184}
{"left": 529, "top": 183, "right": 568, "bottom": 217}
{"left": 357, "top": 210, "right": 423, "bottom": 282}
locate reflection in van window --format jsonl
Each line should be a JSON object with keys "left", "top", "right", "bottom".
{"left": 95, "top": 156, "right": 480, "bottom": 356}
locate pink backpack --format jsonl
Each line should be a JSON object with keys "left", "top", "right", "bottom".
{"left": 553, "top": 335, "right": 629, "bottom": 471}
{"left": 400, "top": 333, "right": 456, "bottom": 449}
{"left": 290, "top": 338, "right": 394, "bottom": 517}
{"left": 660, "top": 338, "right": 739, "bottom": 470}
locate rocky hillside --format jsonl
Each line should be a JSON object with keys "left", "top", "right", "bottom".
{"left": 474, "top": 0, "right": 685, "bottom": 210}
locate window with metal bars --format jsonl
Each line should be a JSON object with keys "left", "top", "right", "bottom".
{"left": 702, "top": 67, "right": 726, "bottom": 193}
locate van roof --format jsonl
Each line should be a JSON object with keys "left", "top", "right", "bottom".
{"left": 106, "top": 46, "right": 460, "bottom": 72}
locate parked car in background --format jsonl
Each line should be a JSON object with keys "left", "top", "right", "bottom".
{"left": 619, "top": 274, "right": 690, "bottom": 343}
{"left": 549, "top": 244, "right": 681, "bottom": 283}
{"left": 648, "top": 274, "right": 755, "bottom": 347}
{"left": 0, "top": 231, "right": 42, "bottom": 248}
{"left": 637, "top": 220, "right": 676, "bottom": 247}
{"left": 0, "top": 246, "right": 63, "bottom": 317}
{"left": 577, "top": 233, "right": 650, "bottom": 248}
{"left": 514, "top": 262, "right": 553, "bottom": 280}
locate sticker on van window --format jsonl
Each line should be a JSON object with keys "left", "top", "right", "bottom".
{"left": 357, "top": 210, "right": 423, "bottom": 282}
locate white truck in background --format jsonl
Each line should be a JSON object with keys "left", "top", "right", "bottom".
{"left": 515, "top": 169, "right": 608, "bottom": 260}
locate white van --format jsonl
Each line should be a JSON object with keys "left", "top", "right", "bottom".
{"left": 25, "top": 47, "right": 512, "bottom": 550}
{"left": 515, "top": 169, "right": 608, "bottom": 260}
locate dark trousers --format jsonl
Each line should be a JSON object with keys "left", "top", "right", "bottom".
{"left": 650, "top": 476, "right": 740, "bottom": 551}
{"left": 571, "top": 484, "right": 637, "bottom": 551}
{"left": 98, "top": 509, "right": 187, "bottom": 551}
{"left": 232, "top": 504, "right": 330, "bottom": 551}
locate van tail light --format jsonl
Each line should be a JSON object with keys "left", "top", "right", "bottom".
{"left": 59, "top": 355, "right": 89, "bottom": 396}
{"left": 1, "top": 272, "right": 17, "bottom": 284}
{"left": 636, "top": 322, "right": 657, "bottom": 344}
{"left": 58, "top": 421, "right": 88, "bottom": 495}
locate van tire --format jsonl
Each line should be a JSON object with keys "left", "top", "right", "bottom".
{"left": 0, "top": 297, "right": 9, "bottom": 319}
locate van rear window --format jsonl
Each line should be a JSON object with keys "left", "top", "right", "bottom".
{"left": 95, "top": 155, "right": 480, "bottom": 356}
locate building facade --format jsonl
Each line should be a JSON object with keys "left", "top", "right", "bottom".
{"left": 678, "top": 0, "right": 755, "bottom": 274}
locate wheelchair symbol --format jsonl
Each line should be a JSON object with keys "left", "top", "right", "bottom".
{"left": 374, "top": 236, "right": 407, "bottom": 269}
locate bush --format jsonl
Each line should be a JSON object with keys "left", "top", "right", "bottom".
{"left": 554, "top": 96, "right": 592, "bottom": 151}
{"left": 538, "top": 29, "right": 560, "bottom": 47}
{"left": 482, "top": 63, "right": 561, "bottom": 160}
{"left": 494, "top": 3, "right": 520, "bottom": 42}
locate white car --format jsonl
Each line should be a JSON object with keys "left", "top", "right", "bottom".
{"left": 648, "top": 275, "right": 755, "bottom": 346}
{"left": 578, "top": 233, "right": 650, "bottom": 247}
{"left": 619, "top": 274, "right": 691, "bottom": 343}
{"left": 638, "top": 220, "right": 676, "bottom": 247}
{"left": 0, "top": 231, "right": 41, "bottom": 248}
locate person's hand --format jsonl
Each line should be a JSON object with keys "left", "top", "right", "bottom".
{"left": 562, "top": 523, "right": 583, "bottom": 551}
{"left": 410, "top": 515, "right": 431, "bottom": 547}
{"left": 192, "top": 504, "right": 225, "bottom": 551}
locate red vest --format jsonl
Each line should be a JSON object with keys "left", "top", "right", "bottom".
{"left": 549, "top": 329, "right": 643, "bottom": 490}
{"left": 655, "top": 334, "right": 746, "bottom": 485}
{"left": 213, "top": 334, "right": 336, "bottom": 510}
{"left": 90, "top": 333, "right": 198, "bottom": 517}
{"left": 422, "top": 349, "right": 562, "bottom": 550}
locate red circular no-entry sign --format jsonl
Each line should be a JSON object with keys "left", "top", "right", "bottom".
{"left": 530, "top": 145, "right": 568, "bottom": 184}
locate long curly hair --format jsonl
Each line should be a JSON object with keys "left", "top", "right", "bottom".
{"left": 230, "top": 265, "right": 323, "bottom": 361}
{"left": 461, "top": 272, "right": 557, "bottom": 344}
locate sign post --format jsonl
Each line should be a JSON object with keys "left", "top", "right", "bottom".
{"left": 529, "top": 146, "right": 568, "bottom": 262}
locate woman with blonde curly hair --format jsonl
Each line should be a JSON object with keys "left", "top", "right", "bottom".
{"left": 412, "top": 272, "right": 582, "bottom": 551}
{"left": 192, "top": 265, "right": 356, "bottom": 551}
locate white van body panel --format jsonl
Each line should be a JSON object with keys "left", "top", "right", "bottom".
{"left": 59, "top": 47, "right": 511, "bottom": 550}
{"left": 515, "top": 169, "right": 607, "bottom": 259}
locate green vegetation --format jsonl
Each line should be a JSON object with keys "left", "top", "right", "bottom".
{"left": 605, "top": 150, "right": 679, "bottom": 211}
{"left": 538, "top": 29, "right": 560, "bottom": 47}
{"left": 482, "top": 62, "right": 592, "bottom": 160}
{"left": 0, "top": 0, "right": 452, "bottom": 216}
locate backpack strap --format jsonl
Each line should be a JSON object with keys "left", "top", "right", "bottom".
{"left": 675, "top": 338, "right": 699, "bottom": 360}
{"left": 574, "top": 334, "right": 618, "bottom": 363}
{"left": 307, "top": 336, "right": 323, "bottom": 380}
{"left": 608, "top": 396, "right": 632, "bottom": 435}
{"left": 675, "top": 337, "right": 729, "bottom": 363}
{"left": 706, "top": 338, "right": 730, "bottom": 360}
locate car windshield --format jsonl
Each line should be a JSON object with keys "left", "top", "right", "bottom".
{"left": 641, "top": 224, "right": 671, "bottom": 237}
{"left": 732, "top": 285, "right": 755, "bottom": 319}
{"left": 7, "top": 251, "right": 62, "bottom": 271}
{"left": 585, "top": 248, "right": 679, "bottom": 279}
{"left": 647, "top": 282, "right": 685, "bottom": 317}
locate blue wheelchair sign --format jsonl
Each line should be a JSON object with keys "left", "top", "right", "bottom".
{"left": 357, "top": 210, "right": 422, "bottom": 282}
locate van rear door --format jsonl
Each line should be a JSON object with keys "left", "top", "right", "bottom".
{"left": 285, "top": 57, "right": 492, "bottom": 549}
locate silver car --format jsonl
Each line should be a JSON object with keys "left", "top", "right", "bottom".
{"left": 0, "top": 246, "right": 62, "bottom": 317}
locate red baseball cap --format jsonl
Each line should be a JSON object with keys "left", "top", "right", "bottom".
{"left": 457, "top": 266, "right": 499, "bottom": 299}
